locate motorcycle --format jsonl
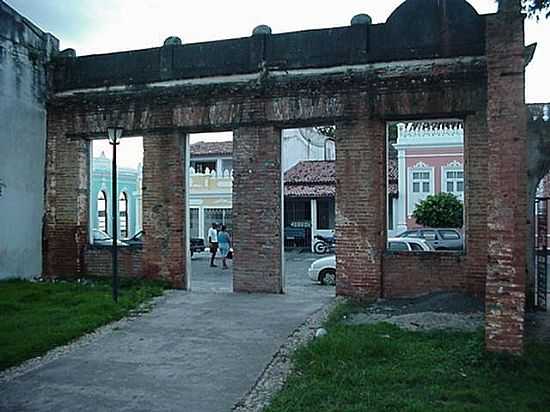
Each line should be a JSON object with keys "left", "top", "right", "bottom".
{"left": 313, "top": 234, "right": 336, "bottom": 254}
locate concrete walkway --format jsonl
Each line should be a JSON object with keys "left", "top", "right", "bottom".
{"left": 0, "top": 288, "right": 332, "bottom": 412}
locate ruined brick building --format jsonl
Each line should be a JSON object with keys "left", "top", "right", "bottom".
{"left": 2, "top": 0, "right": 550, "bottom": 354}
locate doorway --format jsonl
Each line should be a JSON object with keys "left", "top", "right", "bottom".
{"left": 187, "top": 131, "right": 234, "bottom": 292}
{"left": 281, "top": 126, "right": 336, "bottom": 297}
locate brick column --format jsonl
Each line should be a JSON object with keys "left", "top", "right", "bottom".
{"left": 233, "top": 126, "right": 282, "bottom": 293}
{"left": 44, "top": 111, "right": 89, "bottom": 278}
{"left": 142, "top": 130, "right": 186, "bottom": 288}
{"left": 464, "top": 112, "right": 489, "bottom": 297}
{"left": 335, "top": 118, "right": 385, "bottom": 299}
{"left": 485, "top": 5, "right": 528, "bottom": 354}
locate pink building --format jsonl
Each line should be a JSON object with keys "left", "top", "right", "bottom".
{"left": 389, "top": 120, "right": 464, "bottom": 236}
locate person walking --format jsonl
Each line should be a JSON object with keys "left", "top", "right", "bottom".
{"left": 208, "top": 222, "right": 218, "bottom": 267}
{"left": 217, "top": 225, "right": 232, "bottom": 269}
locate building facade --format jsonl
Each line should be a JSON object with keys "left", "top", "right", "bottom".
{"left": 90, "top": 152, "right": 142, "bottom": 240}
{"left": 188, "top": 141, "right": 233, "bottom": 240}
{"left": 389, "top": 121, "right": 464, "bottom": 236}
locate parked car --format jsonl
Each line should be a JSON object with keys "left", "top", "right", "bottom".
{"left": 308, "top": 237, "right": 434, "bottom": 285}
{"left": 92, "top": 229, "right": 128, "bottom": 246}
{"left": 124, "top": 230, "right": 206, "bottom": 256}
{"left": 387, "top": 237, "right": 434, "bottom": 252}
{"left": 396, "top": 228, "right": 463, "bottom": 250}
{"left": 308, "top": 255, "right": 336, "bottom": 285}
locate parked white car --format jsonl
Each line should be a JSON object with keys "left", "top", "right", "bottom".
{"left": 307, "top": 237, "right": 433, "bottom": 285}
{"left": 308, "top": 255, "right": 336, "bottom": 285}
{"left": 92, "top": 229, "right": 128, "bottom": 246}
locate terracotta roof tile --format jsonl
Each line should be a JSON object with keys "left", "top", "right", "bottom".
{"left": 284, "top": 161, "right": 334, "bottom": 198}
{"left": 284, "top": 184, "right": 335, "bottom": 198}
{"left": 190, "top": 141, "right": 233, "bottom": 156}
{"left": 283, "top": 160, "right": 398, "bottom": 198}
{"left": 284, "top": 161, "right": 335, "bottom": 184}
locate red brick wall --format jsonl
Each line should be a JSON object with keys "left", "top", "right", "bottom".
{"left": 84, "top": 247, "right": 143, "bottom": 278}
{"left": 44, "top": 109, "right": 89, "bottom": 278}
{"left": 383, "top": 253, "right": 467, "bottom": 298}
{"left": 382, "top": 111, "right": 490, "bottom": 301}
{"left": 333, "top": 111, "right": 486, "bottom": 302}
{"left": 485, "top": 5, "right": 528, "bottom": 354}
{"left": 232, "top": 126, "right": 283, "bottom": 293}
{"left": 336, "top": 118, "right": 386, "bottom": 299}
{"left": 142, "top": 131, "right": 186, "bottom": 288}
{"left": 44, "top": 31, "right": 530, "bottom": 353}
{"left": 464, "top": 112, "right": 489, "bottom": 297}
{"left": 45, "top": 75, "right": 491, "bottom": 300}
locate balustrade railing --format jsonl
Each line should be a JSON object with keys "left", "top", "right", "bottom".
{"left": 397, "top": 120, "right": 464, "bottom": 141}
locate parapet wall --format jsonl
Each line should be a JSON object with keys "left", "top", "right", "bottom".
{"left": 52, "top": 0, "right": 487, "bottom": 92}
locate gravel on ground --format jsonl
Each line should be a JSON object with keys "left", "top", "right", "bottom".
{"left": 233, "top": 298, "right": 342, "bottom": 412}
{"left": 343, "top": 292, "right": 485, "bottom": 332}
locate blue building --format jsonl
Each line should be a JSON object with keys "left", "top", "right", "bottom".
{"left": 90, "top": 152, "right": 142, "bottom": 239}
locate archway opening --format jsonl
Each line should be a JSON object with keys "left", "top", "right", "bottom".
{"left": 282, "top": 126, "right": 336, "bottom": 297}
{"left": 89, "top": 136, "right": 143, "bottom": 245}
{"left": 186, "top": 131, "right": 233, "bottom": 292}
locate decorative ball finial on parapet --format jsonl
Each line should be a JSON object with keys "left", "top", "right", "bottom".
{"left": 351, "top": 13, "right": 372, "bottom": 25}
{"left": 163, "top": 36, "right": 183, "bottom": 46}
{"left": 252, "top": 25, "right": 272, "bottom": 35}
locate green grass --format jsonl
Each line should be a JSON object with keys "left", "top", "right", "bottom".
{"left": 267, "top": 307, "right": 550, "bottom": 412}
{"left": 0, "top": 278, "right": 167, "bottom": 371}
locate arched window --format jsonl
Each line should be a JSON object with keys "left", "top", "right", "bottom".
{"left": 119, "top": 192, "right": 128, "bottom": 238}
{"left": 97, "top": 191, "right": 108, "bottom": 232}
{"left": 324, "top": 138, "right": 336, "bottom": 161}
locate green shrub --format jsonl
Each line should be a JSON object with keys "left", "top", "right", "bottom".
{"left": 413, "top": 192, "right": 463, "bottom": 228}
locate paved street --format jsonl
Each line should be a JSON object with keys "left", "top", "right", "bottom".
{"left": 0, "top": 250, "right": 334, "bottom": 412}
{"left": 191, "top": 249, "right": 335, "bottom": 298}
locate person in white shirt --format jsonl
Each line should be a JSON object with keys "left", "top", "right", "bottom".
{"left": 208, "top": 223, "right": 218, "bottom": 267}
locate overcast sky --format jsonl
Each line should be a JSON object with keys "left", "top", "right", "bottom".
{"left": 6, "top": 0, "right": 548, "bottom": 103}
{"left": 92, "top": 137, "right": 143, "bottom": 169}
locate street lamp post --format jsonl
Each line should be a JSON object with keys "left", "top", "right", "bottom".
{"left": 108, "top": 127, "right": 124, "bottom": 303}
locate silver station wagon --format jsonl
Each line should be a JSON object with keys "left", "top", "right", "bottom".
{"left": 396, "top": 228, "right": 464, "bottom": 251}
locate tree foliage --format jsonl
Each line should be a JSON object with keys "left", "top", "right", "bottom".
{"left": 497, "top": 0, "right": 549, "bottom": 18}
{"left": 524, "top": 0, "right": 550, "bottom": 18}
{"left": 413, "top": 192, "right": 464, "bottom": 228}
